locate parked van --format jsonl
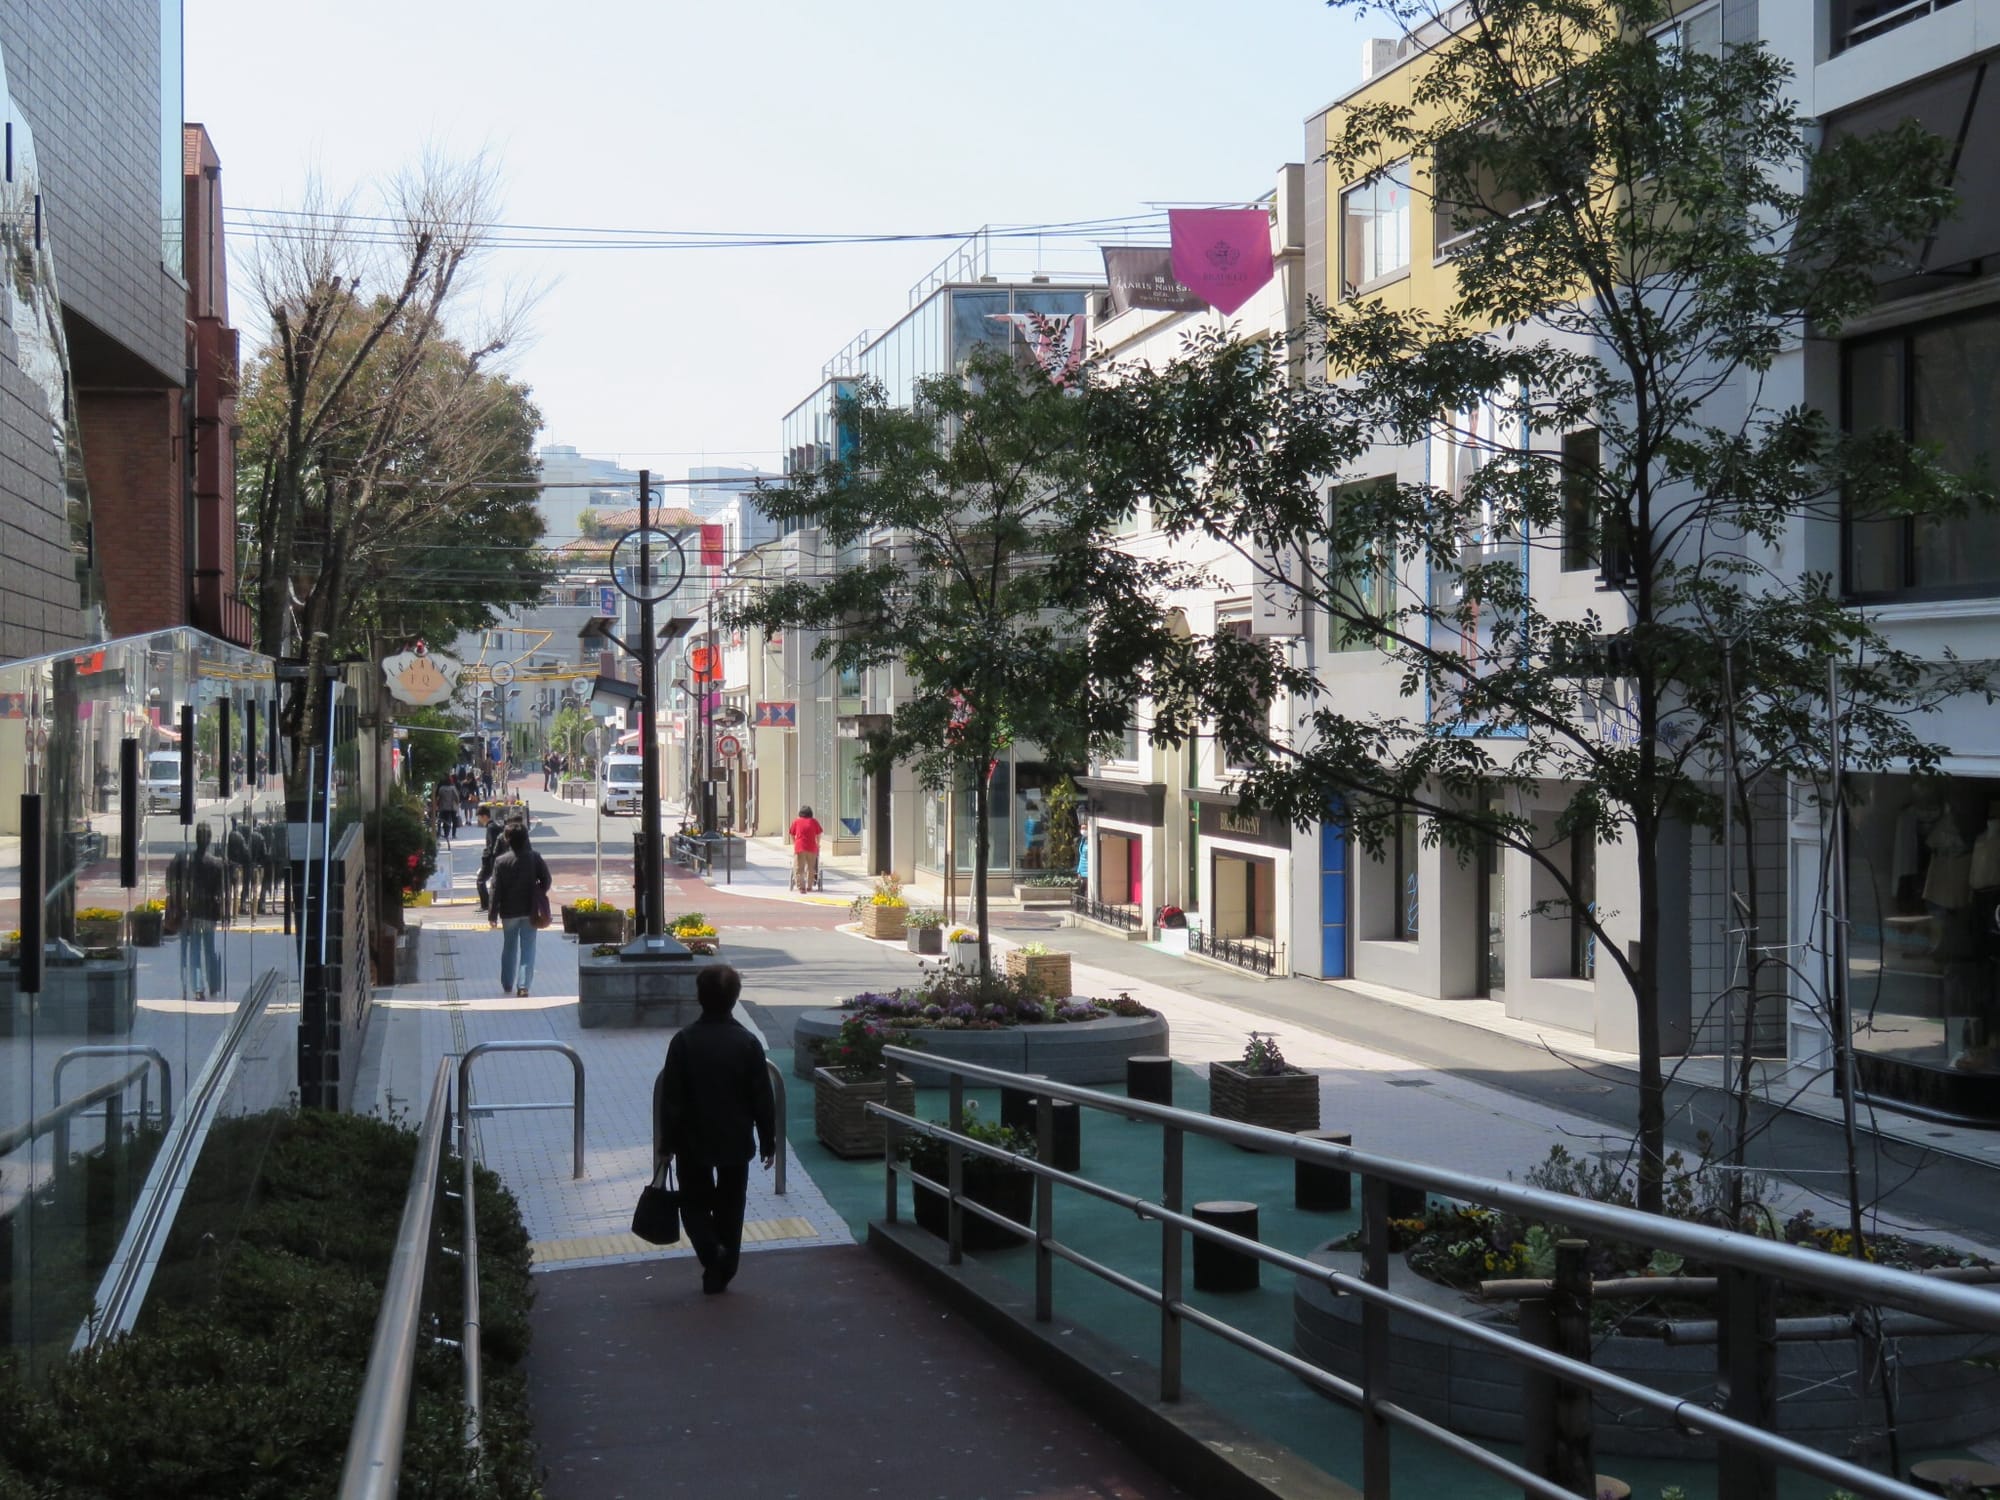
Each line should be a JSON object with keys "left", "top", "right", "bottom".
{"left": 600, "top": 753, "right": 645, "bottom": 816}
{"left": 144, "top": 751, "right": 183, "bottom": 814}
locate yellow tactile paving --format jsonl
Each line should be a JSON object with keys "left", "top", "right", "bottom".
{"left": 530, "top": 1216, "right": 820, "bottom": 1266}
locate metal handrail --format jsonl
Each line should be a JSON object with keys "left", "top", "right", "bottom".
{"left": 338, "top": 1056, "right": 454, "bottom": 1500}
{"left": 871, "top": 1044, "right": 2000, "bottom": 1500}
{"left": 54, "top": 1045, "right": 172, "bottom": 1130}
{"left": 456, "top": 1041, "right": 586, "bottom": 1455}
{"left": 0, "top": 1061, "right": 149, "bottom": 1160}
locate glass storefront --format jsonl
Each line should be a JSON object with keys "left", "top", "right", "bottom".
{"left": 1847, "top": 771, "right": 2000, "bottom": 1121}
{"left": 916, "top": 746, "right": 1055, "bottom": 877}
{"left": 1, "top": 629, "right": 314, "bottom": 1376}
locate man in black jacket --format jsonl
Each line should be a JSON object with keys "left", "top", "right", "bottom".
{"left": 654, "top": 965, "right": 776, "bottom": 1294}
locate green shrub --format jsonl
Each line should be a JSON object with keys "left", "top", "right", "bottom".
{"left": 0, "top": 1107, "right": 539, "bottom": 1498}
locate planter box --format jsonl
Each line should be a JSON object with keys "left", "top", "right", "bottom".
{"left": 949, "top": 938, "right": 981, "bottom": 974}
{"left": 128, "top": 910, "right": 165, "bottom": 948}
{"left": 74, "top": 918, "right": 123, "bottom": 949}
{"left": 1006, "top": 949, "right": 1073, "bottom": 999}
{"left": 1209, "top": 1060, "right": 1320, "bottom": 1136}
{"left": 0, "top": 952, "right": 137, "bottom": 1036}
{"left": 906, "top": 927, "right": 943, "bottom": 955}
{"left": 911, "top": 1166, "right": 1034, "bottom": 1249}
{"left": 859, "top": 904, "right": 908, "bottom": 942}
{"left": 813, "top": 1066, "right": 915, "bottom": 1158}
{"left": 792, "top": 1007, "right": 1170, "bottom": 1086}
{"left": 572, "top": 912, "right": 628, "bottom": 946}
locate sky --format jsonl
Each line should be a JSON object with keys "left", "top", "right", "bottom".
{"left": 187, "top": 0, "right": 1373, "bottom": 480}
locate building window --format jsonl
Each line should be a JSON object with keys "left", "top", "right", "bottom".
{"left": 1217, "top": 616, "right": 1264, "bottom": 772}
{"left": 159, "top": 0, "right": 184, "bottom": 278}
{"left": 1560, "top": 428, "right": 1601, "bottom": 573}
{"left": 1832, "top": 0, "right": 1959, "bottom": 55}
{"left": 1110, "top": 723, "right": 1140, "bottom": 764}
{"left": 1341, "top": 161, "right": 1412, "bottom": 294}
{"left": 1844, "top": 305, "right": 2000, "bottom": 600}
{"left": 1394, "top": 809, "right": 1420, "bottom": 941}
{"left": 1570, "top": 829, "right": 1596, "bottom": 980}
{"left": 1433, "top": 127, "right": 1534, "bottom": 259}
{"left": 1652, "top": 1, "right": 1722, "bottom": 55}
{"left": 1328, "top": 480, "right": 1396, "bottom": 651}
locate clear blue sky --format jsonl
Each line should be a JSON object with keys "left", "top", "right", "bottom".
{"left": 188, "top": 0, "right": 1370, "bottom": 476}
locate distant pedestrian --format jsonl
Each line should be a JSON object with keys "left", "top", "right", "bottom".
{"left": 481, "top": 764, "right": 496, "bottom": 800}
{"left": 488, "top": 822, "right": 550, "bottom": 997}
{"left": 652, "top": 965, "right": 776, "bottom": 1294}
{"left": 788, "top": 805, "right": 823, "bottom": 893}
{"left": 436, "top": 778, "right": 460, "bottom": 845}
{"left": 474, "top": 805, "right": 502, "bottom": 912}
{"left": 543, "top": 751, "right": 558, "bottom": 793}
{"left": 167, "top": 822, "right": 228, "bottom": 1000}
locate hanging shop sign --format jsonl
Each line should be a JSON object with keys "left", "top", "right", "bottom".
{"left": 755, "top": 700, "right": 797, "bottom": 729}
{"left": 382, "top": 643, "right": 462, "bottom": 706}
{"left": 1168, "top": 208, "right": 1276, "bottom": 316}
{"left": 1101, "top": 247, "right": 1205, "bottom": 314}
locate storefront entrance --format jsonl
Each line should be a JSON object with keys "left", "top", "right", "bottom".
{"left": 1098, "top": 831, "right": 1142, "bottom": 907}
{"left": 1212, "top": 852, "right": 1276, "bottom": 941}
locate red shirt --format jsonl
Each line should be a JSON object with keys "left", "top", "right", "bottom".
{"left": 790, "top": 816, "right": 824, "bottom": 854}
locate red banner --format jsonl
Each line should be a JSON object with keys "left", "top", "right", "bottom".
{"left": 1169, "top": 208, "right": 1275, "bottom": 316}
{"left": 701, "top": 523, "right": 725, "bottom": 568}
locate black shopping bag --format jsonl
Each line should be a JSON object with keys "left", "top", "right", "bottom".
{"left": 631, "top": 1161, "right": 681, "bottom": 1245}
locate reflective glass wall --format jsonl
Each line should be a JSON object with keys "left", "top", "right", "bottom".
{"left": 1, "top": 628, "right": 297, "bottom": 1376}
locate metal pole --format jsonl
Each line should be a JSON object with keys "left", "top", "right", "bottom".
{"left": 593, "top": 725, "right": 604, "bottom": 904}
{"left": 637, "top": 472, "right": 665, "bottom": 938}
{"left": 700, "top": 595, "right": 716, "bottom": 834}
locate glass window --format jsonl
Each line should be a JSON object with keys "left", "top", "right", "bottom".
{"left": 1560, "top": 428, "right": 1601, "bottom": 573}
{"left": 159, "top": 1, "right": 184, "bottom": 278}
{"left": 1341, "top": 162, "right": 1412, "bottom": 293}
{"left": 1015, "top": 760, "right": 1051, "bottom": 870}
{"left": 1570, "top": 829, "right": 1596, "bottom": 979}
{"left": 1328, "top": 480, "right": 1395, "bottom": 651}
{"left": 1110, "top": 723, "right": 1140, "bottom": 764}
{"left": 1844, "top": 306, "right": 2000, "bottom": 599}
{"left": 949, "top": 290, "right": 1012, "bottom": 366}
{"left": 1218, "top": 617, "right": 1263, "bottom": 772}
{"left": 837, "top": 736, "right": 867, "bottom": 838}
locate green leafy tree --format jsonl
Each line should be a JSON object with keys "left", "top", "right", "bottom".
{"left": 548, "top": 704, "right": 596, "bottom": 767}
{"left": 1107, "top": 0, "right": 1984, "bottom": 1214}
{"left": 732, "top": 344, "right": 1192, "bottom": 975}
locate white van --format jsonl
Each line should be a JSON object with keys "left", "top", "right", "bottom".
{"left": 144, "top": 751, "right": 182, "bottom": 814}
{"left": 600, "top": 753, "right": 644, "bottom": 816}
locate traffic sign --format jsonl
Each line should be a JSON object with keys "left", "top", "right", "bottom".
{"left": 716, "top": 733, "right": 743, "bottom": 759}
{"left": 597, "top": 585, "right": 618, "bottom": 618}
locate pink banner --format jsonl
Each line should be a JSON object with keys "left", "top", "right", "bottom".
{"left": 1169, "top": 208, "right": 1275, "bottom": 316}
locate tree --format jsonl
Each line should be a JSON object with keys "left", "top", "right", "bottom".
{"left": 1105, "top": 0, "right": 1983, "bottom": 1214}
{"left": 731, "top": 343, "right": 1192, "bottom": 976}
{"left": 235, "top": 153, "right": 546, "bottom": 783}
{"left": 549, "top": 704, "right": 596, "bottom": 768}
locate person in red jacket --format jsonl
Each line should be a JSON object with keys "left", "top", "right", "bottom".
{"left": 788, "top": 804, "right": 824, "bottom": 892}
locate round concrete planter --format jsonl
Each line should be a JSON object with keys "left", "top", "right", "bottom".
{"left": 792, "top": 1006, "right": 1169, "bottom": 1086}
{"left": 1292, "top": 1247, "right": 2000, "bottom": 1459}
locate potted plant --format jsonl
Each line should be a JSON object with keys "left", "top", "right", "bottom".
{"left": 1005, "top": 941, "right": 1072, "bottom": 999}
{"left": 947, "top": 928, "right": 981, "bottom": 973}
{"left": 570, "top": 898, "right": 627, "bottom": 945}
{"left": 855, "top": 873, "right": 909, "bottom": 942}
{"left": 1208, "top": 1031, "right": 1320, "bottom": 1135}
{"left": 0, "top": 929, "right": 19, "bottom": 963}
{"left": 904, "top": 1102, "right": 1038, "bottom": 1250}
{"left": 905, "top": 908, "right": 944, "bottom": 955}
{"left": 668, "top": 911, "right": 719, "bottom": 954}
{"left": 812, "top": 1013, "right": 918, "bottom": 1158}
{"left": 73, "top": 907, "right": 124, "bottom": 950}
{"left": 128, "top": 899, "right": 167, "bottom": 948}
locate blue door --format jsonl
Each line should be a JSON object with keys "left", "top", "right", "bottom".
{"left": 1320, "top": 805, "right": 1348, "bottom": 978}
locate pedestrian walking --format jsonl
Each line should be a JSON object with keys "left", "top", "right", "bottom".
{"left": 788, "top": 804, "right": 823, "bottom": 892}
{"left": 436, "top": 778, "right": 460, "bottom": 845}
{"left": 652, "top": 965, "right": 776, "bottom": 1294}
{"left": 474, "top": 804, "right": 502, "bottom": 912}
{"left": 167, "top": 822, "right": 228, "bottom": 1000}
{"left": 488, "top": 821, "right": 550, "bottom": 997}
{"left": 542, "top": 751, "right": 558, "bottom": 793}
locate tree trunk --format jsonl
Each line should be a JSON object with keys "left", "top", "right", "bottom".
{"left": 1633, "top": 814, "right": 1666, "bottom": 1217}
{"left": 973, "top": 745, "right": 992, "bottom": 981}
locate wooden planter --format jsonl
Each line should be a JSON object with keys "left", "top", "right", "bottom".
{"left": 906, "top": 927, "right": 943, "bottom": 955}
{"left": 813, "top": 1066, "right": 915, "bottom": 1158}
{"left": 1006, "top": 949, "right": 1073, "bottom": 999}
{"left": 127, "top": 909, "right": 165, "bottom": 948}
{"left": 911, "top": 1166, "right": 1035, "bottom": 1249}
{"left": 1208, "top": 1060, "right": 1320, "bottom": 1136}
{"left": 572, "top": 912, "right": 627, "bottom": 945}
{"left": 859, "top": 904, "right": 908, "bottom": 942}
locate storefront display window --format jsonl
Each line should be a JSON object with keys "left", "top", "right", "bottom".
{"left": 1847, "top": 772, "right": 2000, "bottom": 1120}
{"left": 837, "top": 737, "right": 867, "bottom": 838}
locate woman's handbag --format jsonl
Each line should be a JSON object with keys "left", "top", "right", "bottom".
{"left": 631, "top": 1160, "right": 681, "bottom": 1245}
{"left": 532, "top": 890, "right": 552, "bottom": 930}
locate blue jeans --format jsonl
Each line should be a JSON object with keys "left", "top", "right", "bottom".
{"left": 180, "top": 918, "right": 221, "bottom": 996}
{"left": 500, "top": 915, "right": 537, "bottom": 993}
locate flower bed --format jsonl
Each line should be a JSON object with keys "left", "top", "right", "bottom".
{"left": 793, "top": 976, "right": 1167, "bottom": 1085}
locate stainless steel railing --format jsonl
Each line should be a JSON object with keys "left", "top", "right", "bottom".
{"left": 338, "top": 1056, "right": 456, "bottom": 1500}
{"left": 870, "top": 1044, "right": 2000, "bottom": 1500}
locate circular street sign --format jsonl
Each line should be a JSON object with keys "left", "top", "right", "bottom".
{"left": 716, "top": 733, "right": 742, "bottom": 759}
{"left": 609, "top": 527, "right": 688, "bottom": 604}
{"left": 489, "top": 661, "right": 517, "bottom": 686}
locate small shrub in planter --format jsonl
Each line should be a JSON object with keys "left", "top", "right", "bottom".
{"left": 812, "top": 1015, "right": 919, "bottom": 1157}
{"left": 1006, "top": 942, "right": 1072, "bottom": 999}
{"left": 128, "top": 900, "right": 166, "bottom": 947}
{"left": 905, "top": 908, "right": 943, "bottom": 954}
{"left": 1209, "top": 1031, "right": 1319, "bottom": 1136}
{"left": 904, "top": 1104, "right": 1038, "bottom": 1250}
{"left": 570, "top": 898, "right": 626, "bottom": 945}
